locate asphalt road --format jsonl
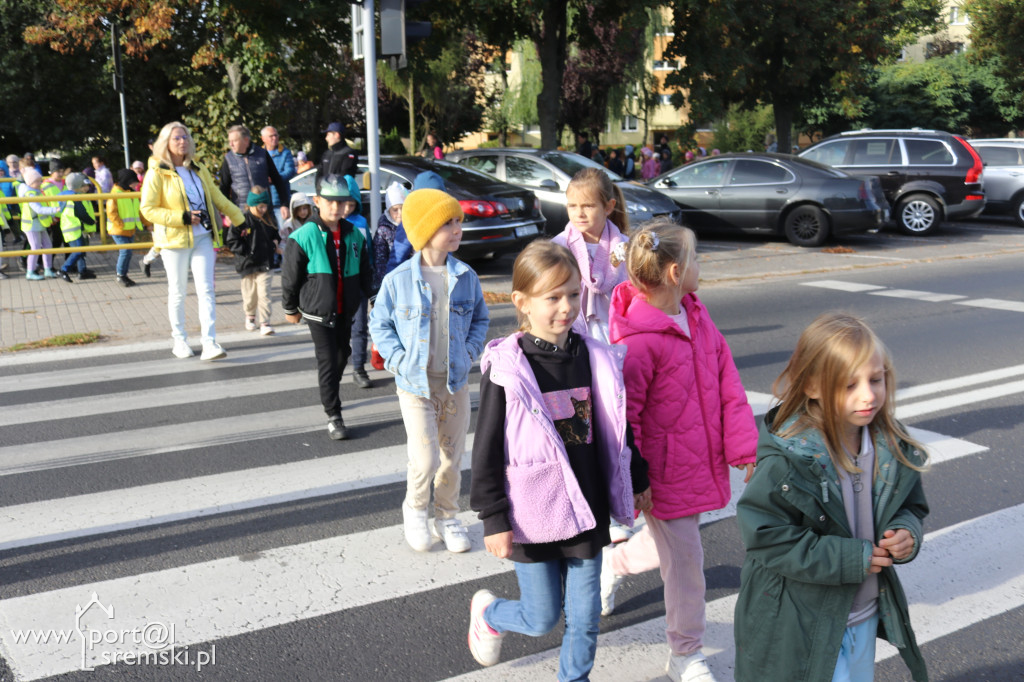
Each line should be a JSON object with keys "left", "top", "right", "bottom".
{"left": 0, "top": 217, "right": 1022, "bottom": 681}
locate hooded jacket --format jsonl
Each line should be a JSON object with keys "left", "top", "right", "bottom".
{"left": 225, "top": 211, "right": 280, "bottom": 276}
{"left": 609, "top": 281, "right": 757, "bottom": 519}
{"left": 285, "top": 192, "right": 312, "bottom": 239}
{"left": 140, "top": 157, "right": 244, "bottom": 249}
{"left": 734, "top": 410, "right": 929, "bottom": 682}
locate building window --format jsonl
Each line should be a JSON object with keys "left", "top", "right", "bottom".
{"left": 657, "top": 94, "right": 673, "bottom": 106}
{"left": 652, "top": 60, "right": 678, "bottom": 71}
{"left": 949, "top": 5, "right": 967, "bottom": 24}
{"left": 621, "top": 116, "right": 639, "bottom": 132}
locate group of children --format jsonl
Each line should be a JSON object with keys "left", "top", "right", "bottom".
{"left": 278, "top": 164, "right": 929, "bottom": 682}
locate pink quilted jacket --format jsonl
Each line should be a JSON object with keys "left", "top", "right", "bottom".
{"left": 609, "top": 281, "right": 757, "bottom": 520}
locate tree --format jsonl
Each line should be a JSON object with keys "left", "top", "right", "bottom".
{"left": 964, "top": 0, "right": 1024, "bottom": 112}
{"left": 664, "top": 0, "right": 943, "bottom": 153}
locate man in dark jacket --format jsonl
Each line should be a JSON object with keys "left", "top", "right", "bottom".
{"left": 282, "top": 174, "right": 372, "bottom": 441}
{"left": 218, "top": 125, "right": 291, "bottom": 219}
{"left": 320, "top": 122, "right": 358, "bottom": 179}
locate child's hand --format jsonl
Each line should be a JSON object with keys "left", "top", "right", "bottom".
{"left": 879, "top": 528, "right": 915, "bottom": 561}
{"left": 734, "top": 462, "right": 755, "bottom": 484}
{"left": 484, "top": 531, "right": 513, "bottom": 559}
{"left": 868, "top": 544, "right": 894, "bottom": 574}
{"left": 285, "top": 313, "right": 302, "bottom": 324}
{"left": 634, "top": 487, "right": 652, "bottom": 512}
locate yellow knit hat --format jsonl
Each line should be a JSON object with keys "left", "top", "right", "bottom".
{"left": 402, "top": 188, "right": 463, "bottom": 251}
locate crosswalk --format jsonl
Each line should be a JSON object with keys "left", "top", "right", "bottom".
{"left": 0, "top": 323, "right": 1022, "bottom": 681}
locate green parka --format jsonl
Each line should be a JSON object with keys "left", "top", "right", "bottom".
{"left": 734, "top": 409, "right": 929, "bottom": 682}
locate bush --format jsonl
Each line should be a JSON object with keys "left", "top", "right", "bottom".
{"left": 711, "top": 104, "right": 776, "bottom": 153}
{"left": 380, "top": 128, "right": 408, "bottom": 155}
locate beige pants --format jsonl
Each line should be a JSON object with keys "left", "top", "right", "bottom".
{"left": 240, "top": 271, "right": 272, "bottom": 324}
{"left": 397, "top": 375, "right": 470, "bottom": 519}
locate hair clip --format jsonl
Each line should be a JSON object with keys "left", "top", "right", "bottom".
{"left": 649, "top": 232, "right": 660, "bottom": 251}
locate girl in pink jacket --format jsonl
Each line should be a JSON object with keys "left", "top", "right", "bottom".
{"left": 607, "top": 220, "right": 757, "bottom": 682}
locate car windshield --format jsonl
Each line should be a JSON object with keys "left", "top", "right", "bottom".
{"left": 540, "top": 152, "right": 624, "bottom": 181}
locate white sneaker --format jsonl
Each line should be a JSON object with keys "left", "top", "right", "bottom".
{"left": 468, "top": 589, "right": 504, "bottom": 667}
{"left": 244, "top": 317, "right": 257, "bottom": 331}
{"left": 666, "top": 650, "right": 717, "bottom": 682}
{"left": 259, "top": 323, "right": 275, "bottom": 336}
{"left": 171, "top": 339, "right": 194, "bottom": 359}
{"left": 600, "top": 545, "right": 625, "bottom": 616}
{"left": 609, "top": 518, "right": 635, "bottom": 543}
{"left": 402, "top": 502, "right": 432, "bottom": 552}
{"left": 200, "top": 341, "right": 227, "bottom": 361}
{"left": 432, "top": 518, "right": 471, "bottom": 553}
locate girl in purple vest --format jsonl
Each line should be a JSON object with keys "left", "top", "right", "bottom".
{"left": 468, "top": 240, "right": 651, "bottom": 681}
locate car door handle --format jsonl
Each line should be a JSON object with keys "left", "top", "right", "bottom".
{"left": 705, "top": 190, "right": 719, "bottom": 195}
{"left": 886, "top": 171, "right": 900, "bottom": 176}
{"left": 776, "top": 189, "right": 788, "bottom": 194}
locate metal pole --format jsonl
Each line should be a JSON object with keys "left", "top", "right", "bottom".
{"left": 111, "top": 24, "right": 131, "bottom": 168}
{"left": 363, "top": 2, "right": 381, "bottom": 231}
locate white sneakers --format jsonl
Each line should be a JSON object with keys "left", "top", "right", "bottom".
{"left": 200, "top": 341, "right": 227, "bottom": 361}
{"left": 171, "top": 339, "right": 194, "bottom": 359}
{"left": 432, "top": 518, "right": 471, "bottom": 553}
{"left": 600, "top": 545, "right": 626, "bottom": 616}
{"left": 468, "top": 589, "right": 504, "bottom": 667}
{"left": 609, "top": 518, "right": 636, "bottom": 544}
{"left": 666, "top": 650, "right": 717, "bottom": 682}
{"left": 260, "top": 323, "right": 275, "bottom": 336}
{"left": 244, "top": 317, "right": 257, "bottom": 331}
{"left": 402, "top": 503, "right": 432, "bottom": 552}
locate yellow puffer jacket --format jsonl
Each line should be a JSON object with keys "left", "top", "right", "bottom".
{"left": 140, "top": 156, "right": 244, "bottom": 249}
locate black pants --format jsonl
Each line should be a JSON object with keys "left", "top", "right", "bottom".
{"left": 308, "top": 320, "right": 352, "bottom": 419}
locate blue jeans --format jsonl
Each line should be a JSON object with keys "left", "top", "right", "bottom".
{"left": 831, "top": 612, "right": 879, "bottom": 682}
{"left": 61, "top": 236, "right": 87, "bottom": 273}
{"left": 111, "top": 234, "right": 133, "bottom": 276}
{"left": 350, "top": 296, "right": 369, "bottom": 368}
{"left": 485, "top": 557, "right": 602, "bottom": 682}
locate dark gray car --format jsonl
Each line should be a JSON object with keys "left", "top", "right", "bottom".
{"left": 446, "top": 148, "right": 681, "bottom": 234}
{"left": 968, "top": 139, "right": 1024, "bottom": 226}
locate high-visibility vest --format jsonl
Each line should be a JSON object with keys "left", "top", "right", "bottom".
{"left": 40, "top": 181, "right": 62, "bottom": 228}
{"left": 60, "top": 198, "right": 97, "bottom": 242}
{"left": 112, "top": 188, "right": 142, "bottom": 232}
{"left": 20, "top": 186, "right": 46, "bottom": 232}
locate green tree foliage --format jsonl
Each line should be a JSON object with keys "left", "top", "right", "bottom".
{"left": 711, "top": 105, "right": 776, "bottom": 154}
{"left": 866, "top": 53, "right": 1023, "bottom": 136}
{"left": 964, "top": 0, "right": 1024, "bottom": 113}
{"left": 664, "top": 0, "right": 943, "bottom": 153}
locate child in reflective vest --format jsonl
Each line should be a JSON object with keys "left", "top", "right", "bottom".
{"left": 107, "top": 169, "right": 148, "bottom": 287}
{"left": 57, "top": 173, "right": 97, "bottom": 283}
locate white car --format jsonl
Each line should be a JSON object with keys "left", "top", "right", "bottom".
{"left": 969, "top": 139, "right": 1024, "bottom": 226}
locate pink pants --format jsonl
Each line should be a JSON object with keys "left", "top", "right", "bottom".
{"left": 611, "top": 513, "right": 705, "bottom": 656}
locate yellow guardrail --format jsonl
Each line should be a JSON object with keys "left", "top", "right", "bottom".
{"left": 0, "top": 190, "right": 156, "bottom": 257}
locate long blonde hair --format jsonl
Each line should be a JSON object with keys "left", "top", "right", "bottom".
{"left": 566, "top": 167, "right": 629, "bottom": 234}
{"left": 511, "top": 240, "right": 580, "bottom": 331}
{"left": 625, "top": 219, "right": 696, "bottom": 294}
{"left": 772, "top": 312, "right": 928, "bottom": 473}
{"left": 151, "top": 122, "right": 196, "bottom": 168}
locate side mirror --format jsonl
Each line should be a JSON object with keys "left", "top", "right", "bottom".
{"left": 538, "top": 179, "right": 558, "bottom": 190}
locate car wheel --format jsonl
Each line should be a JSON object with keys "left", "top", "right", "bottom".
{"left": 783, "top": 205, "right": 829, "bottom": 247}
{"left": 1013, "top": 193, "right": 1024, "bottom": 228}
{"left": 895, "top": 194, "right": 940, "bottom": 235}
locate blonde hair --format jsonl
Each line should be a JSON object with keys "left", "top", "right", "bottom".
{"left": 626, "top": 219, "right": 697, "bottom": 293}
{"left": 152, "top": 122, "right": 196, "bottom": 167}
{"left": 566, "top": 167, "right": 629, "bottom": 234}
{"left": 511, "top": 240, "right": 580, "bottom": 331}
{"left": 772, "top": 312, "right": 928, "bottom": 474}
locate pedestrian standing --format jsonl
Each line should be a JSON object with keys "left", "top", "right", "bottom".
{"left": 226, "top": 185, "right": 280, "bottom": 336}
{"left": 218, "top": 125, "right": 291, "bottom": 219}
{"left": 369, "top": 188, "right": 489, "bottom": 553}
{"left": 466, "top": 240, "right": 650, "bottom": 677}
{"left": 260, "top": 125, "right": 297, "bottom": 230}
{"left": 106, "top": 169, "right": 146, "bottom": 287}
{"left": 57, "top": 173, "right": 98, "bottom": 282}
{"left": 320, "top": 122, "right": 358, "bottom": 179}
{"left": 17, "top": 167, "right": 61, "bottom": 280}
{"left": 734, "top": 312, "right": 930, "bottom": 682}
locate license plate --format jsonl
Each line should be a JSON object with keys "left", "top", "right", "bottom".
{"left": 515, "top": 225, "right": 539, "bottom": 238}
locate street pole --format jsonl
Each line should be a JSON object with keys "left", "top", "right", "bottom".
{"left": 362, "top": 2, "right": 381, "bottom": 231}
{"left": 110, "top": 23, "right": 131, "bottom": 168}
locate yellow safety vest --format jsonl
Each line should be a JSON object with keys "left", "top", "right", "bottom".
{"left": 40, "top": 181, "right": 62, "bottom": 228}
{"left": 113, "top": 188, "right": 142, "bottom": 232}
{"left": 20, "top": 186, "right": 51, "bottom": 232}
{"left": 60, "top": 197, "right": 97, "bottom": 242}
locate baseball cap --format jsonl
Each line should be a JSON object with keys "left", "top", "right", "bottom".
{"left": 65, "top": 173, "right": 88, "bottom": 192}
{"left": 321, "top": 122, "right": 345, "bottom": 135}
{"left": 316, "top": 174, "right": 353, "bottom": 201}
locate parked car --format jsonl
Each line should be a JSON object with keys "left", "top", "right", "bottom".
{"left": 445, "top": 148, "right": 681, "bottom": 234}
{"left": 289, "top": 156, "right": 545, "bottom": 259}
{"left": 799, "top": 129, "right": 985, "bottom": 236}
{"left": 645, "top": 153, "right": 889, "bottom": 247}
{"left": 967, "top": 139, "right": 1024, "bottom": 226}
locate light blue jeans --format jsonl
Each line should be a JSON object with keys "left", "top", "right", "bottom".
{"left": 484, "top": 556, "right": 602, "bottom": 682}
{"left": 831, "top": 612, "right": 880, "bottom": 682}
{"left": 111, "top": 234, "right": 133, "bottom": 276}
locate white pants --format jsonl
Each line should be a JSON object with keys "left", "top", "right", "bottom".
{"left": 163, "top": 232, "right": 217, "bottom": 345}
{"left": 397, "top": 376, "right": 470, "bottom": 519}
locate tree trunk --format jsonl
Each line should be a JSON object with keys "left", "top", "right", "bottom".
{"left": 772, "top": 99, "right": 794, "bottom": 155}
{"left": 536, "top": 1, "right": 568, "bottom": 150}
{"left": 498, "top": 51, "right": 510, "bottom": 147}
{"left": 407, "top": 76, "right": 415, "bottom": 154}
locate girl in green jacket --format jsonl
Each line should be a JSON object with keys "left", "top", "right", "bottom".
{"left": 734, "top": 312, "right": 930, "bottom": 682}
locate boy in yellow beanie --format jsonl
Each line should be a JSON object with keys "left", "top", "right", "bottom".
{"left": 369, "top": 188, "right": 490, "bottom": 553}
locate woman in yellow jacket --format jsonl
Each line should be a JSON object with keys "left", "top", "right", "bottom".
{"left": 141, "top": 121, "right": 245, "bottom": 361}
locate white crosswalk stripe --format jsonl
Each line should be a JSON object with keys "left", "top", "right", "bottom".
{"left": 0, "top": 336, "right": 1020, "bottom": 681}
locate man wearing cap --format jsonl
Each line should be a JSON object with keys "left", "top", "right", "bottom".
{"left": 320, "top": 122, "right": 358, "bottom": 180}
{"left": 281, "top": 174, "right": 372, "bottom": 441}
{"left": 218, "top": 124, "right": 291, "bottom": 220}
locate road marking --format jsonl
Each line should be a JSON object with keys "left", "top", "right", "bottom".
{"left": 801, "top": 280, "right": 886, "bottom": 292}
{"left": 868, "top": 288, "right": 966, "bottom": 302}
{"left": 801, "top": 279, "right": 1024, "bottom": 312}
{"left": 897, "top": 378, "right": 1024, "bottom": 419}
{"left": 896, "top": 362, "right": 1024, "bottom": 401}
{"left": 444, "top": 502, "right": 1024, "bottom": 682}
{"left": 956, "top": 297, "right": 1024, "bottom": 313}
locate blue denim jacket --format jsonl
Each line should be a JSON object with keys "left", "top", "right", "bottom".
{"left": 369, "top": 252, "right": 490, "bottom": 398}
